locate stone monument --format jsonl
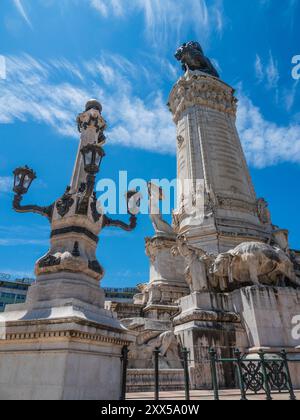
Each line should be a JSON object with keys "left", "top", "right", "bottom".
{"left": 0, "top": 100, "right": 136, "bottom": 400}
{"left": 168, "top": 42, "right": 300, "bottom": 388}
{"left": 108, "top": 182, "right": 189, "bottom": 392}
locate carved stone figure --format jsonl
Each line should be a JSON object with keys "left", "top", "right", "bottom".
{"left": 128, "top": 330, "right": 182, "bottom": 369}
{"left": 148, "top": 182, "right": 176, "bottom": 237}
{"left": 176, "top": 235, "right": 211, "bottom": 292}
{"left": 210, "top": 242, "right": 300, "bottom": 291}
{"left": 175, "top": 41, "right": 219, "bottom": 78}
{"left": 257, "top": 198, "right": 272, "bottom": 225}
{"left": 271, "top": 228, "right": 289, "bottom": 252}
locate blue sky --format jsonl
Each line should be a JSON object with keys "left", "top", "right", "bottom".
{"left": 0, "top": 0, "right": 299, "bottom": 287}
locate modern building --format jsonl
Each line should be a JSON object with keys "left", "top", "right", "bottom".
{"left": 0, "top": 281, "right": 138, "bottom": 312}
{"left": 104, "top": 287, "right": 138, "bottom": 304}
{"left": 0, "top": 279, "right": 33, "bottom": 312}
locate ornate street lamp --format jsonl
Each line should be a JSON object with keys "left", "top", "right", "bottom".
{"left": 13, "top": 166, "right": 36, "bottom": 196}
{"left": 81, "top": 144, "right": 105, "bottom": 175}
{"left": 12, "top": 99, "right": 138, "bottom": 282}
{"left": 12, "top": 166, "right": 53, "bottom": 219}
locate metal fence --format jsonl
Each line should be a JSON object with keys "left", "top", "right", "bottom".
{"left": 120, "top": 346, "right": 300, "bottom": 401}
{"left": 209, "top": 348, "right": 297, "bottom": 401}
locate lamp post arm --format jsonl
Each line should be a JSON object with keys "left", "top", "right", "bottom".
{"left": 103, "top": 215, "right": 137, "bottom": 232}
{"left": 13, "top": 194, "right": 53, "bottom": 221}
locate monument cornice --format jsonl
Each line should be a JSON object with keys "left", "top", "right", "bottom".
{"left": 2, "top": 317, "right": 133, "bottom": 346}
{"left": 168, "top": 72, "right": 238, "bottom": 123}
{"left": 145, "top": 236, "right": 177, "bottom": 262}
{"left": 173, "top": 309, "right": 241, "bottom": 326}
{"left": 2, "top": 330, "right": 131, "bottom": 347}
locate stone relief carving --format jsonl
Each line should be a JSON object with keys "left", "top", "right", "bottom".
{"left": 127, "top": 329, "right": 182, "bottom": 369}
{"left": 38, "top": 253, "right": 61, "bottom": 268}
{"left": 56, "top": 187, "right": 74, "bottom": 218}
{"left": 210, "top": 242, "right": 300, "bottom": 291}
{"left": 257, "top": 198, "right": 272, "bottom": 225}
{"left": 168, "top": 74, "right": 237, "bottom": 123}
{"left": 175, "top": 41, "right": 220, "bottom": 78}
{"left": 218, "top": 195, "right": 257, "bottom": 215}
{"left": 177, "top": 135, "right": 185, "bottom": 149}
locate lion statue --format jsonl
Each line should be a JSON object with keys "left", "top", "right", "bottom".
{"left": 175, "top": 41, "right": 219, "bottom": 78}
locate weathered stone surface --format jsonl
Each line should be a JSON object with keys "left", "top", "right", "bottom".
{"left": 1, "top": 100, "right": 135, "bottom": 400}
{"left": 230, "top": 286, "right": 300, "bottom": 349}
{"left": 0, "top": 298, "right": 133, "bottom": 400}
{"left": 127, "top": 369, "right": 185, "bottom": 393}
{"left": 169, "top": 71, "right": 272, "bottom": 254}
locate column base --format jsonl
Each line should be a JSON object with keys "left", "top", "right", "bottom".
{"left": 0, "top": 298, "right": 133, "bottom": 400}
{"left": 174, "top": 292, "right": 246, "bottom": 389}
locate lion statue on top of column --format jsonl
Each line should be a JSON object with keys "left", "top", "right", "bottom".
{"left": 175, "top": 41, "right": 220, "bottom": 78}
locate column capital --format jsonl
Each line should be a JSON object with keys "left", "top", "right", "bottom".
{"left": 168, "top": 71, "right": 237, "bottom": 123}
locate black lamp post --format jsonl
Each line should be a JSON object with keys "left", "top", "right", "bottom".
{"left": 12, "top": 166, "right": 53, "bottom": 219}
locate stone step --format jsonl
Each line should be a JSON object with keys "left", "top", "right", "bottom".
{"left": 127, "top": 369, "right": 185, "bottom": 393}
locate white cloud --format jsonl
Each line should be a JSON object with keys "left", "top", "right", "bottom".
{"left": 89, "top": 0, "right": 223, "bottom": 46}
{"left": 13, "top": 0, "right": 32, "bottom": 28}
{"left": 0, "top": 54, "right": 175, "bottom": 152}
{"left": 237, "top": 93, "right": 300, "bottom": 168}
{"left": 266, "top": 51, "right": 280, "bottom": 89}
{"left": 0, "top": 238, "right": 48, "bottom": 246}
{"left": 1, "top": 53, "right": 300, "bottom": 168}
{"left": 0, "top": 224, "right": 50, "bottom": 247}
{"left": 255, "top": 54, "right": 264, "bottom": 83}
{"left": 254, "top": 51, "right": 280, "bottom": 89}
{"left": 0, "top": 177, "right": 12, "bottom": 193}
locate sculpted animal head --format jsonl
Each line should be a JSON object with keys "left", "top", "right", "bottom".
{"left": 175, "top": 41, "right": 204, "bottom": 61}
{"left": 211, "top": 253, "right": 232, "bottom": 277}
{"left": 175, "top": 41, "right": 219, "bottom": 78}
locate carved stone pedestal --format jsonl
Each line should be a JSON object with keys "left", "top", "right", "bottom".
{"left": 230, "top": 286, "right": 300, "bottom": 348}
{"left": 0, "top": 297, "right": 133, "bottom": 400}
{"left": 143, "top": 236, "right": 189, "bottom": 308}
{"left": 174, "top": 292, "right": 246, "bottom": 389}
{"left": 175, "top": 287, "right": 300, "bottom": 389}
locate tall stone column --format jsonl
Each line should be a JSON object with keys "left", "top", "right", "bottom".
{"left": 171, "top": 42, "right": 300, "bottom": 389}
{"left": 169, "top": 70, "right": 271, "bottom": 254}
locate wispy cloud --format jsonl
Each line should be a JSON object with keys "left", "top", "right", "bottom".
{"left": 254, "top": 51, "right": 280, "bottom": 89}
{"left": 237, "top": 93, "right": 300, "bottom": 168}
{"left": 1, "top": 53, "right": 300, "bottom": 168}
{"left": 283, "top": 80, "right": 299, "bottom": 112}
{"left": 0, "top": 224, "right": 49, "bottom": 247}
{"left": 0, "top": 177, "right": 12, "bottom": 193}
{"left": 89, "top": 0, "right": 223, "bottom": 46}
{"left": 0, "top": 54, "right": 175, "bottom": 152}
{"left": 266, "top": 51, "right": 280, "bottom": 89}
{"left": 255, "top": 54, "right": 264, "bottom": 83}
{"left": 13, "top": 0, "right": 33, "bottom": 29}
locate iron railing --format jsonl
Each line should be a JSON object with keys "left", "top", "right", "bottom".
{"left": 209, "top": 348, "right": 297, "bottom": 401}
{"left": 120, "top": 346, "right": 299, "bottom": 401}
